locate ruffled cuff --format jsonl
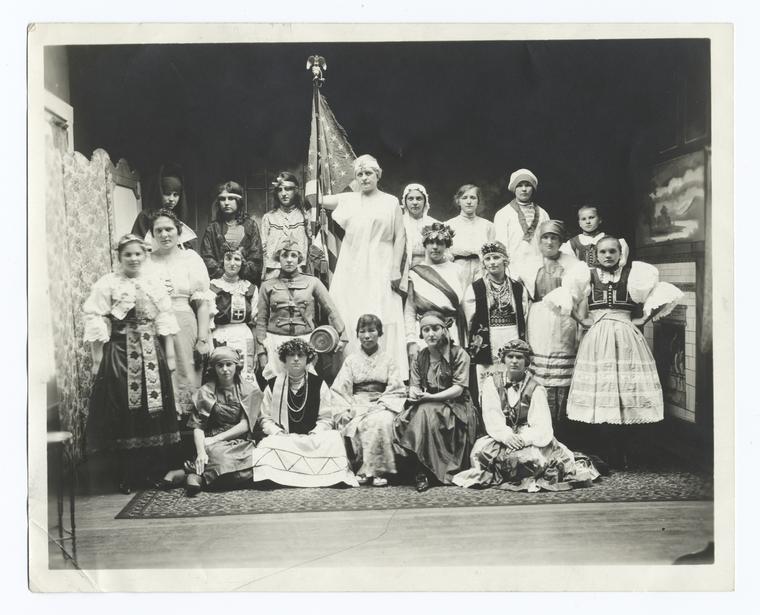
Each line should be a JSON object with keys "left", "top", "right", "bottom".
{"left": 643, "top": 282, "right": 684, "bottom": 321}
{"left": 190, "top": 289, "right": 219, "bottom": 318}
{"left": 83, "top": 315, "right": 110, "bottom": 343}
{"left": 541, "top": 286, "right": 574, "bottom": 316}
{"left": 155, "top": 311, "right": 181, "bottom": 336}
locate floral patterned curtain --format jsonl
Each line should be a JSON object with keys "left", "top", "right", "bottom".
{"left": 45, "top": 142, "right": 116, "bottom": 462}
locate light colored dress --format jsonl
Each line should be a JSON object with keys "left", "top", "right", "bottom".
{"left": 405, "top": 260, "right": 465, "bottom": 348}
{"left": 251, "top": 373, "right": 358, "bottom": 487}
{"left": 453, "top": 372, "right": 599, "bottom": 491}
{"left": 331, "top": 348, "right": 406, "bottom": 477}
{"left": 331, "top": 191, "right": 408, "bottom": 380}
{"left": 493, "top": 200, "right": 550, "bottom": 269}
{"left": 147, "top": 249, "right": 216, "bottom": 417}
{"left": 565, "top": 262, "right": 683, "bottom": 424}
{"left": 516, "top": 252, "right": 586, "bottom": 391}
{"left": 445, "top": 215, "right": 496, "bottom": 290}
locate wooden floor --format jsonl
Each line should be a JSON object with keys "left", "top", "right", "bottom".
{"left": 47, "top": 490, "right": 713, "bottom": 575}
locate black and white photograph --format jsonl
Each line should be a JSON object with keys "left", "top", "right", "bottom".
{"left": 26, "top": 21, "right": 734, "bottom": 593}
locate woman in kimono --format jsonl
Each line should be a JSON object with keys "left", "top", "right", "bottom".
{"left": 210, "top": 246, "right": 258, "bottom": 384}
{"left": 331, "top": 314, "right": 406, "bottom": 486}
{"left": 404, "top": 223, "right": 465, "bottom": 367}
{"left": 566, "top": 236, "right": 683, "bottom": 467}
{"left": 320, "top": 154, "right": 409, "bottom": 380}
{"left": 445, "top": 184, "right": 496, "bottom": 290}
{"left": 453, "top": 339, "right": 599, "bottom": 491}
{"left": 250, "top": 339, "right": 358, "bottom": 487}
{"left": 132, "top": 163, "right": 198, "bottom": 251}
{"left": 160, "top": 346, "right": 261, "bottom": 495}
{"left": 200, "top": 180, "right": 264, "bottom": 286}
{"left": 463, "top": 240, "right": 527, "bottom": 383}
{"left": 255, "top": 237, "right": 347, "bottom": 380}
{"left": 84, "top": 234, "right": 181, "bottom": 494}
{"left": 393, "top": 311, "right": 479, "bottom": 492}
{"left": 260, "top": 172, "right": 316, "bottom": 281}
{"left": 147, "top": 208, "right": 216, "bottom": 419}
{"left": 401, "top": 183, "right": 439, "bottom": 269}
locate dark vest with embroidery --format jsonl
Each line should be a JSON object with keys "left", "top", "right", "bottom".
{"left": 468, "top": 277, "right": 526, "bottom": 365}
{"left": 569, "top": 236, "right": 599, "bottom": 267}
{"left": 588, "top": 265, "right": 636, "bottom": 312}
{"left": 492, "top": 373, "right": 539, "bottom": 430}
{"left": 265, "top": 373, "right": 324, "bottom": 435}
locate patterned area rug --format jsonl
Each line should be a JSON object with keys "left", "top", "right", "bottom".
{"left": 116, "top": 468, "right": 713, "bottom": 519}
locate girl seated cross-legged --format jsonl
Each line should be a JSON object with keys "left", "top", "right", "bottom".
{"left": 453, "top": 339, "right": 600, "bottom": 492}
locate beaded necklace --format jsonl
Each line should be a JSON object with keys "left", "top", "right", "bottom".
{"left": 286, "top": 374, "right": 308, "bottom": 423}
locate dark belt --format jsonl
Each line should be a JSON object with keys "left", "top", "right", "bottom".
{"left": 453, "top": 254, "right": 480, "bottom": 261}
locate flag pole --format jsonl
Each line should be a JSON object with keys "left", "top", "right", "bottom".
{"left": 307, "top": 55, "right": 329, "bottom": 277}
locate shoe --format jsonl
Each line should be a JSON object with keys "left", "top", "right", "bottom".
{"left": 356, "top": 474, "right": 370, "bottom": 486}
{"left": 415, "top": 473, "right": 429, "bottom": 493}
{"left": 158, "top": 469, "right": 187, "bottom": 490}
{"left": 372, "top": 476, "right": 389, "bottom": 487}
{"left": 118, "top": 482, "right": 132, "bottom": 495}
{"left": 185, "top": 473, "right": 203, "bottom": 497}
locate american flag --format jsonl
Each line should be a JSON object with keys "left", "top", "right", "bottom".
{"left": 305, "top": 91, "right": 356, "bottom": 286}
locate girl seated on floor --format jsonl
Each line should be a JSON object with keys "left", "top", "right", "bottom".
{"left": 160, "top": 346, "right": 260, "bottom": 496}
{"left": 250, "top": 339, "right": 358, "bottom": 487}
{"left": 331, "top": 314, "right": 407, "bottom": 487}
{"left": 453, "top": 339, "right": 600, "bottom": 492}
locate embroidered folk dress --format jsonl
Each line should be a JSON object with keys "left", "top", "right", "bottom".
{"left": 260, "top": 207, "right": 311, "bottom": 280}
{"left": 493, "top": 200, "right": 550, "bottom": 269}
{"left": 566, "top": 262, "right": 683, "bottom": 424}
{"left": 210, "top": 277, "right": 258, "bottom": 383}
{"left": 83, "top": 271, "right": 181, "bottom": 452}
{"left": 330, "top": 191, "right": 409, "bottom": 380}
{"left": 560, "top": 232, "right": 631, "bottom": 268}
{"left": 331, "top": 348, "right": 406, "bottom": 478}
{"left": 516, "top": 252, "right": 587, "bottom": 427}
{"left": 445, "top": 215, "right": 496, "bottom": 290}
{"left": 405, "top": 259, "right": 466, "bottom": 349}
{"left": 393, "top": 342, "right": 479, "bottom": 485}
{"left": 463, "top": 273, "right": 527, "bottom": 382}
{"left": 147, "top": 249, "right": 216, "bottom": 418}
{"left": 251, "top": 373, "right": 359, "bottom": 487}
{"left": 453, "top": 372, "right": 600, "bottom": 491}
{"left": 186, "top": 380, "right": 261, "bottom": 487}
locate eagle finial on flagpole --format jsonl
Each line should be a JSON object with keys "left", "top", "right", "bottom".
{"left": 306, "top": 54, "right": 327, "bottom": 86}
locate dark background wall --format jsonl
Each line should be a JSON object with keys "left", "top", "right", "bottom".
{"left": 56, "top": 39, "right": 710, "bottom": 248}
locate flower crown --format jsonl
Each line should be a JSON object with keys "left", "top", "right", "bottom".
{"left": 421, "top": 222, "right": 455, "bottom": 243}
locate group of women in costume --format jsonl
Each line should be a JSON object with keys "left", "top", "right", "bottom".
{"left": 83, "top": 156, "right": 682, "bottom": 496}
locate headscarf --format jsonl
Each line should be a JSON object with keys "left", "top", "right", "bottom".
{"left": 538, "top": 219, "right": 566, "bottom": 241}
{"left": 507, "top": 168, "right": 538, "bottom": 193}
{"left": 480, "top": 241, "right": 508, "bottom": 258}
{"left": 353, "top": 154, "right": 382, "bottom": 179}
{"left": 209, "top": 345, "right": 243, "bottom": 367}
{"left": 401, "top": 183, "right": 431, "bottom": 215}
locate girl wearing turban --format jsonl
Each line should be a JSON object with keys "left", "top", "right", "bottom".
{"left": 160, "top": 346, "right": 261, "bottom": 495}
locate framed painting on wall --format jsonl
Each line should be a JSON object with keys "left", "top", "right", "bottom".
{"left": 636, "top": 148, "right": 708, "bottom": 247}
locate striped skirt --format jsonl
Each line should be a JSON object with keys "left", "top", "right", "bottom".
{"left": 567, "top": 311, "right": 664, "bottom": 424}
{"left": 526, "top": 300, "right": 578, "bottom": 388}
